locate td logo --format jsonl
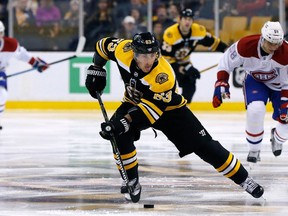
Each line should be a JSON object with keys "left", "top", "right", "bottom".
{"left": 69, "top": 57, "right": 110, "bottom": 93}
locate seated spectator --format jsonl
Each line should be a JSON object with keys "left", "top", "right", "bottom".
{"left": 152, "top": 21, "right": 163, "bottom": 43}
{"left": 131, "top": 8, "right": 147, "bottom": 32}
{"left": 13, "top": 0, "right": 36, "bottom": 49}
{"left": 153, "top": 4, "right": 175, "bottom": 31}
{"left": 84, "top": 0, "right": 115, "bottom": 51}
{"left": 62, "top": 0, "right": 79, "bottom": 50}
{"left": 35, "top": 0, "right": 62, "bottom": 50}
{"left": 114, "top": 16, "right": 141, "bottom": 39}
{"left": 167, "top": 3, "right": 180, "bottom": 22}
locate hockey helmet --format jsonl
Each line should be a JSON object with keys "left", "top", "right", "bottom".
{"left": 261, "top": 21, "right": 284, "bottom": 44}
{"left": 180, "top": 8, "right": 194, "bottom": 18}
{"left": 131, "top": 32, "right": 159, "bottom": 54}
{"left": 0, "top": 21, "right": 5, "bottom": 33}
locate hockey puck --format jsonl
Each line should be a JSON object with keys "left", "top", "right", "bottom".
{"left": 143, "top": 204, "right": 154, "bottom": 208}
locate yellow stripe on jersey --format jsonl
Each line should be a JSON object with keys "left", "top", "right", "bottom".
{"left": 137, "top": 98, "right": 163, "bottom": 124}
{"left": 96, "top": 38, "right": 109, "bottom": 60}
{"left": 165, "top": 97, "right": 187, "bottom": 111}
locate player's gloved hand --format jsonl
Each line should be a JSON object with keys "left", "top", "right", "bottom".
{"left": 212, "top": 80, "right": 230, "bottom": 108}
{"left": 184, "top": 64, "right": 201, "bottom": 79}
{"left": 29, "top": 57, "right": 49, "bottom": 72}
{"left": 279, "top": 100, "right": 288, "bottom": 123}
{"left": 100, "top": 117, "right": 130, "bottom": 140}
{"left": 85, "top": 65, "right": 106, "bottom": 99}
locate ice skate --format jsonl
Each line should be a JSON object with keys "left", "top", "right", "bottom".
{"left": 122, "top": 178, "right": 142, "bottom": 203}
{"left": 246, "top": 151, "right": 260, "bottom": 163}
{"left": 240, "top": 176, "right": 264, "bottom": 198}
{"left": 270, "top": 128, "right": 282, "bottom": 156}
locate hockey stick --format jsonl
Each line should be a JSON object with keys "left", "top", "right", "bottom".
{"left": 7, "top": 36, "right": 86, "bottom": 78}
{"left": 95, "top": 92, "right": 133, "bottom": 196}
{"left": 200, "top": 63, "right": 218, "bottom": 73}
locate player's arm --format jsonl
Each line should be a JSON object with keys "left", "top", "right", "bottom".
{"left": 85, "top": 37, "right": 123, "bottom": 98}
{"left": 198, "top": 32, "right": 228, "bottom": 52}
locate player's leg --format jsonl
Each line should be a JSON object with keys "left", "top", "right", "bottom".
{"left": 243, "top": 74, "right": 269, "bottom": 163}
{"left": 109, "top": 103, "right": 141, "bottom": 201}
{"left": 270, "top": 91, "right": 288, "bottom": 156}
{"left": 155, "top": 106, "right": 264, "bottom": 198}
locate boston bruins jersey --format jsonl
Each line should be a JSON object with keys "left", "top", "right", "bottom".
{"left": 161, "top": 23, "right": 227, "bottom": 64}
{"left": 95, "top": 37, "right": 187, "bottom": 126}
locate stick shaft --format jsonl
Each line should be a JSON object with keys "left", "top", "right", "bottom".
{"left": 96, "top": 92, "right": 130, "bottom": 188}
{"left": 200, "top": 63, "right": 218, "bottom": 73}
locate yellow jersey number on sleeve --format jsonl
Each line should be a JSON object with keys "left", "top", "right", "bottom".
{"left": 107, "top": 39, "right": 124, "bottom": 52}
{"left": 153, "top": 90, "right": 172, "bottom": 103}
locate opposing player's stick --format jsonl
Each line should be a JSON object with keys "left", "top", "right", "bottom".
{"left": 95, "top": 92, "right": 133, "bottom": 199}
{"left": 7, "top": 36, "right": 86, "bottom": 78}
{"left": 200, "top": 63, "right": 218, "bottom": 73}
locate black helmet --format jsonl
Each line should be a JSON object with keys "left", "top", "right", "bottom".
{"left": 131, "top": 32, "right": 159, "bottom": 54}
{"left": 180, "top": 8, "right": 194, "bottom": 18}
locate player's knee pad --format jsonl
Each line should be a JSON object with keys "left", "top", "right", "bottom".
{"left": 276, "top": 123, "right": 288, "bottom": 140}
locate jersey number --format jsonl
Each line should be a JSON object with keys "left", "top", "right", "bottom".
{"left": 153, "top": 90, "right": 172, "bottom": 103}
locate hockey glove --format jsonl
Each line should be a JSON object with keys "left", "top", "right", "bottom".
{"left": 29, "top": 57, "right": 49, "bottom": 72}
{"left": 100, "top": 117, "right": 130, "bottom": 140}
{"left": 280, "top": 100, "right": 288, "bottom": 123}
{"left": 184, "top": 64, "right": 201, "bottom": 79}
{"left": 212, "top": 80, "right": 230, "bottom": 108}
{"left": 85, "top": 65, "right": 106, "bottom": 99}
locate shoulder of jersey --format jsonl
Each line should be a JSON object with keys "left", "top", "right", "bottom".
{"left": 191, "top": 23, "right": 207, "bottom": 37}
{"left": 114, "top": 39, "right": 134, "bottom": 65}
{"left": 148, "top": 57, "right": 175, "bottom": 93}
{"left": 237, "top": 34, "right": 260, "bottom": 58}
{"left": 2, "top": 37, "right": 18, "bottom": 52}
{"left": 163, "top": 23, "right": 181, "bottom": 44}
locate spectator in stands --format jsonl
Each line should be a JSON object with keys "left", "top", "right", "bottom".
{"left": 114, "top": 16, "right": 141, "bottom": 39}
{"left": 197, "top": 0, "right": 215, "bottom": 19}
{"left": 236, "top": 0, "right": 268, "bottom": 22}
{"left": 62, "top": 0, "right": 80, "bottom": 50}
{"left": 84, "top": 0, "right": 115, "bottom": 51}
{"left": 153, "top": 4, "right": 175, "bottom": 31}
{"left": 131, "top": 8, "right": 147, "bottom": 32}
{"left": 219, "top": 0, "right": 238, "bottom": 28}
{"left": 152, "top": 21, "right": 163, "bottom": 43}
{"left": 13, "top": 0, "right": 36, "bottom": 49}
{"left": 35, "top": 0, "right": 62, "bottom": 50}
{"left": 167, "top": 3, "right": 180, "bottom": 22}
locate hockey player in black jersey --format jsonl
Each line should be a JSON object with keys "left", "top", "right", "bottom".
{"left": 85, "top": 32, "right": 264, "bottom": 202}
{"left": 161, "top": 8, "right": 228, "bottom": 103}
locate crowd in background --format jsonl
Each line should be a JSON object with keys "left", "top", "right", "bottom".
{"left": 0, "top": 0, "right": 282, "bottom": 51}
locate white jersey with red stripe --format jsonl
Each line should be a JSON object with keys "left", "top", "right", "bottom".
{"left": 0, "top": 36, "right": 32, "bottom": 71}
{"left": 218, "top": 34, "right": 288, "bottom": 92}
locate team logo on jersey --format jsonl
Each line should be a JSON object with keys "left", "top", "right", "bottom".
{"left": 156, "top": 73, "right": 168, "bottom": 84}
{"left": 251, "top": 70, "right": 277, "bottom": 82}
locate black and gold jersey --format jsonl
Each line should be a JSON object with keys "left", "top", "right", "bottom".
{"left": 161, "top": 23, "right": 227, "bottom": 64}
{"left": 95, "top": 37, "right": 187, "bottom": 126}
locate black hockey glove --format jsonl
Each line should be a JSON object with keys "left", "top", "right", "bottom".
{"left": 85, "top": 65, "right": 106, "bottom": 99}
{"left": 184, "top": 64, "right": 201, "bottom": 79}
{"left": 100, "top": 117, "right": 130, "bottom": 140}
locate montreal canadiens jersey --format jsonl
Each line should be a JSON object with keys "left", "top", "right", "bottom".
{"left": 218, "top": 34, "right": 288, "bottom": 91}
{"left": 0, "top": 37, "right": 32, "bottom": 71}
{"left": 161, "top": 23, "right": 224, "bottom": 64}
{"left": 95, "top": 37, "right": 187, "bottom": 125}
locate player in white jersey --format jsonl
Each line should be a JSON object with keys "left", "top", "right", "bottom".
{"left": 212, "top": 21, "right": 288, "bottom": 163}
{"left": 0, "top": 21, "right": 49, "bottom": 129}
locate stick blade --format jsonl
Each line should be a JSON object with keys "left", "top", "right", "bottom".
{"left": 75, "top": 36, "right": 86, "bottom": 56}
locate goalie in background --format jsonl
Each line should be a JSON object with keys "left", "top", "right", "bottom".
{"left": 0, "top": 20, "right": 49, "bottom": 129}
{"left": 85, "top": 32, "right": 264, "bottom": 202}
{"left": 212, "top": 21, "right": 288, "bottom": 163}
{"left": 160, "top": 8, "right": 228, "bottom": 104}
